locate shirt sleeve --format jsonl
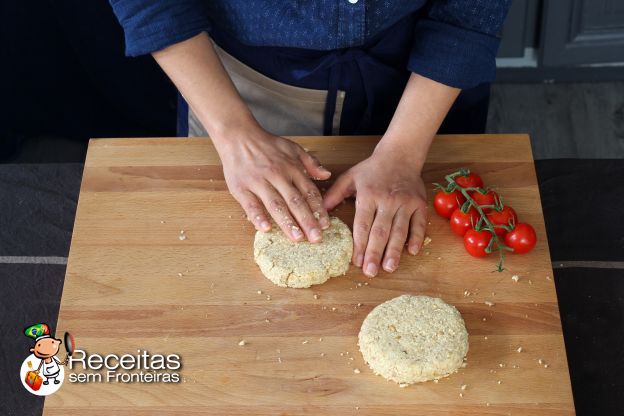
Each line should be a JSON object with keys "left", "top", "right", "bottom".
{"left": 109, "top": 0, "right": 211, "bottom": 57}
{"left": 408, "top": 0, "right": 512, "bottom": 89}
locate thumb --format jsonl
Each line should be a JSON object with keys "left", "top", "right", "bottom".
{"left": 299, "top": 150, "right": 331, "bottom": 180}
{"left": 323, "top": 172, "right": 355, "bottom": 211}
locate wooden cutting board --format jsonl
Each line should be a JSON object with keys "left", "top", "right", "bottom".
{"left": 45, "top": 135, "right": 575, "bottom": 415}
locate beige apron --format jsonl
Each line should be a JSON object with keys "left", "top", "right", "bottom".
{"left": 187, "top": 45, "right": 345, "bottom": 137}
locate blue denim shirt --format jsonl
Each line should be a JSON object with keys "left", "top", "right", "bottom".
{"left": 109, "top": 0, "right": 510, "bottom": 89}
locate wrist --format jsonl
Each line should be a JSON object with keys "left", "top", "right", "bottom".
{"left": 373, "top": 134, "right": 430, "bottom": 173}
{"left": 208, "top": 112, "right": 265, "bottom": 149}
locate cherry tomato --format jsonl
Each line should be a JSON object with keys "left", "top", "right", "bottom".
{"left": 449, "top": 207, "right": 480, "bottom": 236}
{"left": 505, "top": 223, "right": 537, "bottom": 254}
{"left": 455, "top": 172, "right": 484, "bottom": 189}
{"left": 470, "top": 189, "right": 499, "bottom": 210}
{"left": 463, "top": 229, "right": 492, "bottom": 257}
{"left": 433, "top": 190, "right": 466, "bottom": 219}
{"left": 486, "top": 205, "right": 518, "bottom": 236}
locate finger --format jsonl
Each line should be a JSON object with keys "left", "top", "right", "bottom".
{"left": 257, "top": 183, "right": 304, "bottom": 242}
{"left": 363, "top": 206, "right": 395, "bottom": 277}
{"left": 234, "top": 190, "right": 271, "bottom": 232}
{"left": 272, "top": 175, "right": 323, "bottom": 243}
{"left": 407, "top": 200, "right": 428, "bottom": 255}
{"left": 382, "top": 207, "right": 411, "bottom": 273}
{"left": 293, "top": 175, "right": 331, "bottom": 230}
{"left": 351, "top": 196, "right": 375, "bottom": 269}
{"left": 299, "top": 149, "right": 331, "bottom": 181}
{"left": 323, "top": 171, "right": 355, "bottom": 211}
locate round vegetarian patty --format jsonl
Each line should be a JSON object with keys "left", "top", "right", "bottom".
{"left": 358, "top": 294, "right": 469, "bottom": 384}
{"left": 253, "top": 217, "right": 352, "bottom": 288}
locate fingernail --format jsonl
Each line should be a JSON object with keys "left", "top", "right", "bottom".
{"left": 260, "top": 221, "right": 271, "bottom": 231}
{"left": 320, "top": 217, "right": 330, "bottom": 229}
{"left": 383, "top": 258, "right": 397, "bottom": 272}
{"left": 409, "top": 244, "right": 419, "bottom": 255}
{"left": 354, "top": 254, "right": 364, "bottom": 268}
{"left": 309, "top": 228, "right": 322, "bottom": 242}
{"left": 364, "top": 262, "right": 378, "bottom": 277}
{"left": 291, "top": 226, "right": 304, "bottom": 240}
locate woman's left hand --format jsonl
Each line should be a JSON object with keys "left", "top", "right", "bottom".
{"left": 323, "top": 145, "right": 428, "bottom": 277}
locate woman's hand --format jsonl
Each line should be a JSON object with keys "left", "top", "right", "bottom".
{"left": 216, "top": 126, "right": 332, "bottom": 242}
{"left": 323, "top": 145, "right": 428, "bottom": 277}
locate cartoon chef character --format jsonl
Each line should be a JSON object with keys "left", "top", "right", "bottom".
{"left": 24, "top": 323, "right": 67, "bottom": 385}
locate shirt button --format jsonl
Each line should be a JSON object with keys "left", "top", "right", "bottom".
{"left": 348, "top": 0, "right": 358, "bottom": 3}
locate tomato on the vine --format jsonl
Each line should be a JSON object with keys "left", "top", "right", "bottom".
{"left": 505, "top": 223, "right": 537, "bottom": 254}
{"left": 486, "top": 205, "right": 517, "bottom": 236}
{"left": 455, "top": 172, "right": 484, "bottom": 189}
{"left": 449, "top": 207, "right": 479, "bottom": 236}
{"left": 470, "top": 189, "right": 498, "bottom": 210}
{"left": 463, "top": 229, "right": 492, "bottom": 257}
{"left": 434, "top": 190, "right": 466, "bottom": 219}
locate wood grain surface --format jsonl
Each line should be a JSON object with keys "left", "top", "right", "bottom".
{"left": 45, "top": 135, "right": 575, "bottom": 415}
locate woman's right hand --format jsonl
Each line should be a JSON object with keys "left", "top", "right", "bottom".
{"left": 214, "top": 125, "right": 332, "bottom": 243}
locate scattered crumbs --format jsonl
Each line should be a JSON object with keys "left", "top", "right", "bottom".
{"left": 266, "top": 295, "right": 272, "bottom": 301}
{"left": 424, "top": 251, "right": 430, "bottom": 255}
{"left": 484, "top": 336, "right": 488, "bottom": 340}
{"left": 264, "top": 319, "right": 270, "bottom": 323}
{"left": 463, "top": 290, "right": 471, "bottom": 297}
{"left": 349, "top": 357, "right": 354, "bottom": 361}
{"left": 459, "top": 393, "right": 464, "bottom": 398}
{"left": 353, "top": 368, "right": 361, "bottom": 374}
{"left": 364, "top": 282, "right": 369, "bottom": 286}
{"left": 178, "top": 231, "right": 187, "bottom": 241}
{"left": 303, "top": 147, "right": 309, "bottom": 152}
{"left": 497, "top": 380, "right": 502, "bottom": 385}
{"left": 322, "top": 306, "right": 327, "bottom": 310}
{"left": 460, "top": 384, "right": 467, "bottom": 390}
{"left": 320, "top": 353, "right": 326, "bottom": 357}
{"left": 538, "top": 359, "right": 544, "bottom": 365}
{"left": 461, "top": 362, "right": 467, "bottom": 368}
{"left": 160, "top": 220, "right": 165, "bottom": 224}
{"left": 525, "top": 314, "right": 529, "bottom": 318}
{"left": 357, "top": 303, "right": 362, "bottom": 307}
{"left": 485, "top": 300, "right": 495, "bottom": 307}
{"left": 257, "top": 290, "right": 263, "bottom": 295}
{"left": 546, "top": 275, "right": 552, "bottom": 281}
{"left": 499, "top": 363, "right": 505, "bottom": 368}
{"left": 517, "top": 346, "right": 523, "bottom": 353}
{"left": 177, "top": 272, "right": 183, "bottom": 278}
{"left": 423, "top": 236, "right": 432, "bottom": 246}
{"left": 437, "top": 257, "right": 442, "bottom": 260}
{"left": 238, "top": 340, "right": 246, "bottom": 346}
{"left": 357, "top": 282, "right": 363, "bottom": 287}
{"left": 486, "top": 402, "right": 491, "bottom": 407}
{"left": 433, "top": 379, "right": 439, "bottom": 383}
{"left": 355, "top": 406, "right": 360, "bottom": 411}
{"left": 528, "top": 279, "right": 533, "bottom": 285}
{"left": 313, "top": 294, "right": 319, "bottom": 300}
{"left": 302, "top": 340, "right": 309, "bottom": 345}
{"left": 399, "top": 383, "right": 409, "bottom": 388}
{"left": 491, "top": 292, "right": 496, "bottom": 296}
{"left": 482, "top": 317, "right": 487, "bottom": 321}
{"left": 346, "top": 351, "right": 350, "bottom": 355}
{"left": 228, "top": 215, "right": 232, "bottom": 219}
{"left": 340, "top": 353, "right": 344, "bottom": 356}
{"left": 331, "top": 307, "right": 337, "bottom": 312}
{"left": 544, "top": 364, "right": 549, "bottom": 368}
{"left": 511, "top": 275, "right": 520, "bottom": 282}
{"left": 319, "top": 337, "right": 323, "bottom": 342}
{"left": 278, "top": 357, "right": 282, "bottom": 363}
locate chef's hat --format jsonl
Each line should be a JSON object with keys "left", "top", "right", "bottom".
{"left": 24, "top": 323, "right": 51, "bottom": 341}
